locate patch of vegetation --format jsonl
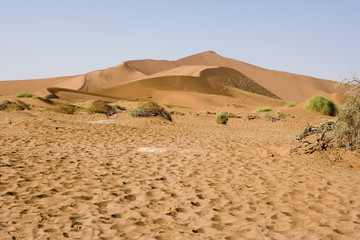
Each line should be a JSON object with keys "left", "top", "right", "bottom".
{"left": 255, "top": 107, "right": 272, "bottom": 113}
{"left": 130, "top": 102, "right": 172, "bottom": 121}
{"left": 87, "top": 100, "right": 125, "bottom": 116}
{"left": 53, "top": 104, "right": 77, "bottom": 114}
{"left": 304, "top": 95, "right": 337, "bottom": 116}
{"left": 216, "top": 112, "right": 229, "bottom": 125}
{"left": 15, "top": 92, "right": 37, "bottom": 98}
{"left": 333, "top": 75, "right": 360, "bottom": 150}
{"left": 285, "top": 102, "right": 297, "bottom": 108}
{"left": 0, "top": 100, "right": 30, "bottom": 111}
{"left": 264, "top": 111, "right": 288, "bottom": 122}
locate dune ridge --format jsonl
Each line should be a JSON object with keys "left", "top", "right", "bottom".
{"left": 95, "top": 66, "right": 279, "bottom": 100}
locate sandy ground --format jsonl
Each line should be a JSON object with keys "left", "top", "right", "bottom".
{"left": 1, "top": 111, "right": 360, "bottom": 239}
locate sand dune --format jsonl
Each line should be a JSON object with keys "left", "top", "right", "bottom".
{"left": 0, "top": 51, "right": 348, "bottom": 104}
{"left": 95, "top": 66, "right": 279, "bottom": 101}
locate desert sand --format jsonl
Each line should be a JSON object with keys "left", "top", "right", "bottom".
{"left": 0, "top": 52, "right": 359, "bottom": 239}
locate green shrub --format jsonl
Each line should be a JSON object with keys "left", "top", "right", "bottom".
{"left": 15, "top": 92, "right": 36, "bottom": 98}
{"left": 131, "top": 102, "right": 172, "bottom": 121}
{"left": 255, "top": 107, "right": 272, "bottom": 113}
{"left": 304, "top": 95, "right": 337, "bottom": 116}
{"left": 53, "top": 104, "right": 77, "bottom": 114}
{"left": 216, "top": 112, "right": 229, "bottom": 125}
{"left": 285, "top": 102, "right": 296, "bottom": 108}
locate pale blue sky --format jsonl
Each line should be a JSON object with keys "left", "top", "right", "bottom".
{"left": 0, "top": 0, "right": 359, "bottom": 81}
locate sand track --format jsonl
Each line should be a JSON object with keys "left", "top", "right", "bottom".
{"left": 1, "top": 113, "right": 360, "bottom": 239}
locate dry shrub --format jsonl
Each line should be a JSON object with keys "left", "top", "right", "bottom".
{"left": 333, "top": 75, "right": 360, "bottom": 150}
{"left": 265, "top": 111, "right": 289, "bottom": 122}
{"left": 0, "top": 100, "right": 30, "bottom": 111}
{"left": 131, "top": 102, "right": 172, "bottom": 121}
{"left": 87, "top": 100, "right": 125, "bottom": 116}
{"left": 292, "top": 121, "right": 336, "bottom": 154}
{"left": 53, "top": 104, "right": 77, "bottom": 114}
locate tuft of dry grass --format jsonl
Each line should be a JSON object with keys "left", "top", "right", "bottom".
{"left": 87, "top": 101, "right": 125, "bottom": 116}
{"left": 53, "top": 104, "right": 77, "bottom": 114}
{"left": 0, "top": 100, "right": 30, "bottom": 111}
{"left": 131, "top": 102, "right": 172, "bottom": 121}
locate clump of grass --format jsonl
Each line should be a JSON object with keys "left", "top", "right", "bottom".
{"left": 285, "top": 102, "right": 297, "bottom": 108}
{"left": 87, "top": 100, "right": 125, "bottom": 116}
{"left": 130, "top": 102, "right": 172, "bottom": 121}
{"left": 304, "top": 95, "right": 337, "bottom": 116}
{"left": 255, "top": 107, "right": 272, "bottom": 113}
{"left": 0, "top": 100, "right": 30, "bottom": 111}
{"left": 15, "top": 92, "right": 36, "bottom": 98}
{"left": 216, "top": 112, "right": 229, "bottom": 125}
{"left": 264, "top": 111, "right": 288, "bottom": 122}
{"left": 53, "top": 104, "right": 77, "bottom": 114}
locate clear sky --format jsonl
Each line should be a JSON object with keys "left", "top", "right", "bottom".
{"left": 0, "top": 0, "right": 359, "bottom": 81}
